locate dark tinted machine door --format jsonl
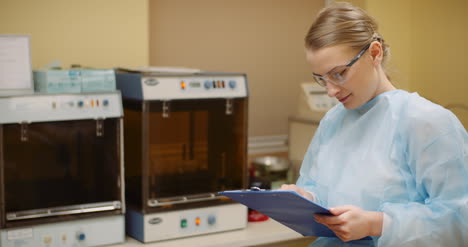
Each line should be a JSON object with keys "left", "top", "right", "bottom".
{"left": 147, "top": 99, "right": 247, "bottom": 197}
{"left": 124, "top": 98, "right": 248, "bottom": 212}
{"left": 3, "top": 120, "right": 120, "bottom": 206}
{"left": 0, "top": 93, "right": 124, "bottom": 228}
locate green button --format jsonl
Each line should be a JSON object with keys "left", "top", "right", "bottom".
{"left": 180, "top": 219, "right": 187, "bottom": 228}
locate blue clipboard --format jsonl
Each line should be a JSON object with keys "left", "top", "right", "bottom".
{"left": 219, "top": 190, "right": 336, "bottom": 238}
{"left": 220, "top": 190, "right": 372, "bottom": 240}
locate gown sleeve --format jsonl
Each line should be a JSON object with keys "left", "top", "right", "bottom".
{"left": 378, "top": 106, "right": 468, "bottom": 246}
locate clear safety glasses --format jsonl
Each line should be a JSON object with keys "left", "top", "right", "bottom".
{"left": 313, "top": 43, "right": 371, "bottom": 87}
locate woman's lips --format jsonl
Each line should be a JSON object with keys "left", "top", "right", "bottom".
{"left": 338, "top": 94, "right": 351, "bottom": 103}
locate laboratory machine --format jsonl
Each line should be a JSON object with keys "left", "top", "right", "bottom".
{"left": 116, "top": 69, "right": 249, "bottom": 242}
{"left": 288, "top": 83, "right": 338, "bottom": 182}
{"left": 0, "top": 91, "right": 125, "bottom": 247}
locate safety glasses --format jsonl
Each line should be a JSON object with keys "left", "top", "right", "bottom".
{"left": 313, "top": 43, "right": 371, "bottom": 87}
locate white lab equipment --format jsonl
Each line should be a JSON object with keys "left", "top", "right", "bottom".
{"left": 289, "top": 83, "right": 338, "bottom": 182}
{"left": 0, "top": 92, "right": 126, "bottom": 247}
{"left": 116, "top": 69, "right": 249, "bottom": 243}
{"left": 296, "top": 83, "right": 338, "bottom": 122}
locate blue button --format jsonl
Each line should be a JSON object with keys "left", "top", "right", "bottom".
{"left": 103, "top": 99, "right": 109, "bottom": 106}
{"left": 228, "top": 80, "right": 236, "bottom": 89}
{"left": 204, "top": 80, "right": 211, "bottom": 89}
{"left": 207, "top": 215, "right": 216, "bottom": 225}
{"left": 77, "top": 233, "right": 86, "bottom": 241}
{"left": 77, "top": 101, "right": 84, "bottom": 107}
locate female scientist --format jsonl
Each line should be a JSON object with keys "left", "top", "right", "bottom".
{"left": 280, "top": 2, "right": 468, "bottom": 246}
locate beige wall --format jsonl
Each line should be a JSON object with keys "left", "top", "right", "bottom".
{"left": 3, "top": 0, "right": 465, "bottom": 136}
{"left": 366, "top": 0, "right": 412, "bottom": 90}
{"left": 0, "top": 0, "right": 149, "bottom": 69}
{"left": 367, "top": 0, "right": 468, "bottom": 128}
{"left": 410, "top": 0, "right": 468, "bottom": 127}
{"left": 149, "top": 0, "right": 324, "bottom": 137}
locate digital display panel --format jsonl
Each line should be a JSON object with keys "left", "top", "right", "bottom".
{"left": 189, "top": 82, "right": 201, "bottom": 88}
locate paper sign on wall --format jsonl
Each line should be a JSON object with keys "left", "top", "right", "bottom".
{"left": 0, "top": 35, "right": 33, "bottom": 95}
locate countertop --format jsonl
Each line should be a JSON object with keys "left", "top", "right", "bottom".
{"left": 108, "top": 218, "right": 305, "bottom": 247}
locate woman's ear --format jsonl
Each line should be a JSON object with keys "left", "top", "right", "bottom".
{"left": 369, "top": 41, "right": 383, "bottom": 66}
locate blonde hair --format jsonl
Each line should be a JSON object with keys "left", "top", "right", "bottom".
{"left": 305, "top": 2, "right": 390, "bottom": 66}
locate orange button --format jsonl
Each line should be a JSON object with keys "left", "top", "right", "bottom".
{"left": 195, "top": 217, "right": 201, "bottom": 226}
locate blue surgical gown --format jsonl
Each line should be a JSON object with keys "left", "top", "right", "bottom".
{"left": 296, "top": 90, "right": 468, "bottom": 246}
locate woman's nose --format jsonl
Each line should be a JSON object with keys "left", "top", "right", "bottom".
{"left": 326, "top": 83, "right": 340, "bottom": 98}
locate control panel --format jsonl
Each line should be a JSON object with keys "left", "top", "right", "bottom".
{"left": 302, "top": 83, "right": 338, "bottom": 112}
{"left": 126, "top": 203, "right": 247, "bottom": 242}
{"left": 0, "top": 91, "right": 123, "bottom": 124}
{"left": 309, "top": 93, "right": 338, "bottom": 111}
{"left": 178, "top": 210, "right": 218, "bottom": 233}
{"left": 179, "top": 79, "right": 238, "bottom": 91}
{"left": 141, "top": 75, "right": 247, "bottom": 100}
{"left": 0, "top": 215, "right": 124, "bottom": 247}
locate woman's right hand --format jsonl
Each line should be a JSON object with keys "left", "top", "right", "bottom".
{"left": 278, "top": 184, "right": 315, "bottom": 201}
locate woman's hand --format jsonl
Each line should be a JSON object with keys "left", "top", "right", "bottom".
{"left": 314, "top": 205, "right": 383, "bottom": 242}
{"left": 278, "top": 184, "right": 315, "bottom": 201}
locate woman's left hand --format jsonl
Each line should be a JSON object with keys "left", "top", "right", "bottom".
{"left": 314, "top": 205, "right": 383, "bottom": 242}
